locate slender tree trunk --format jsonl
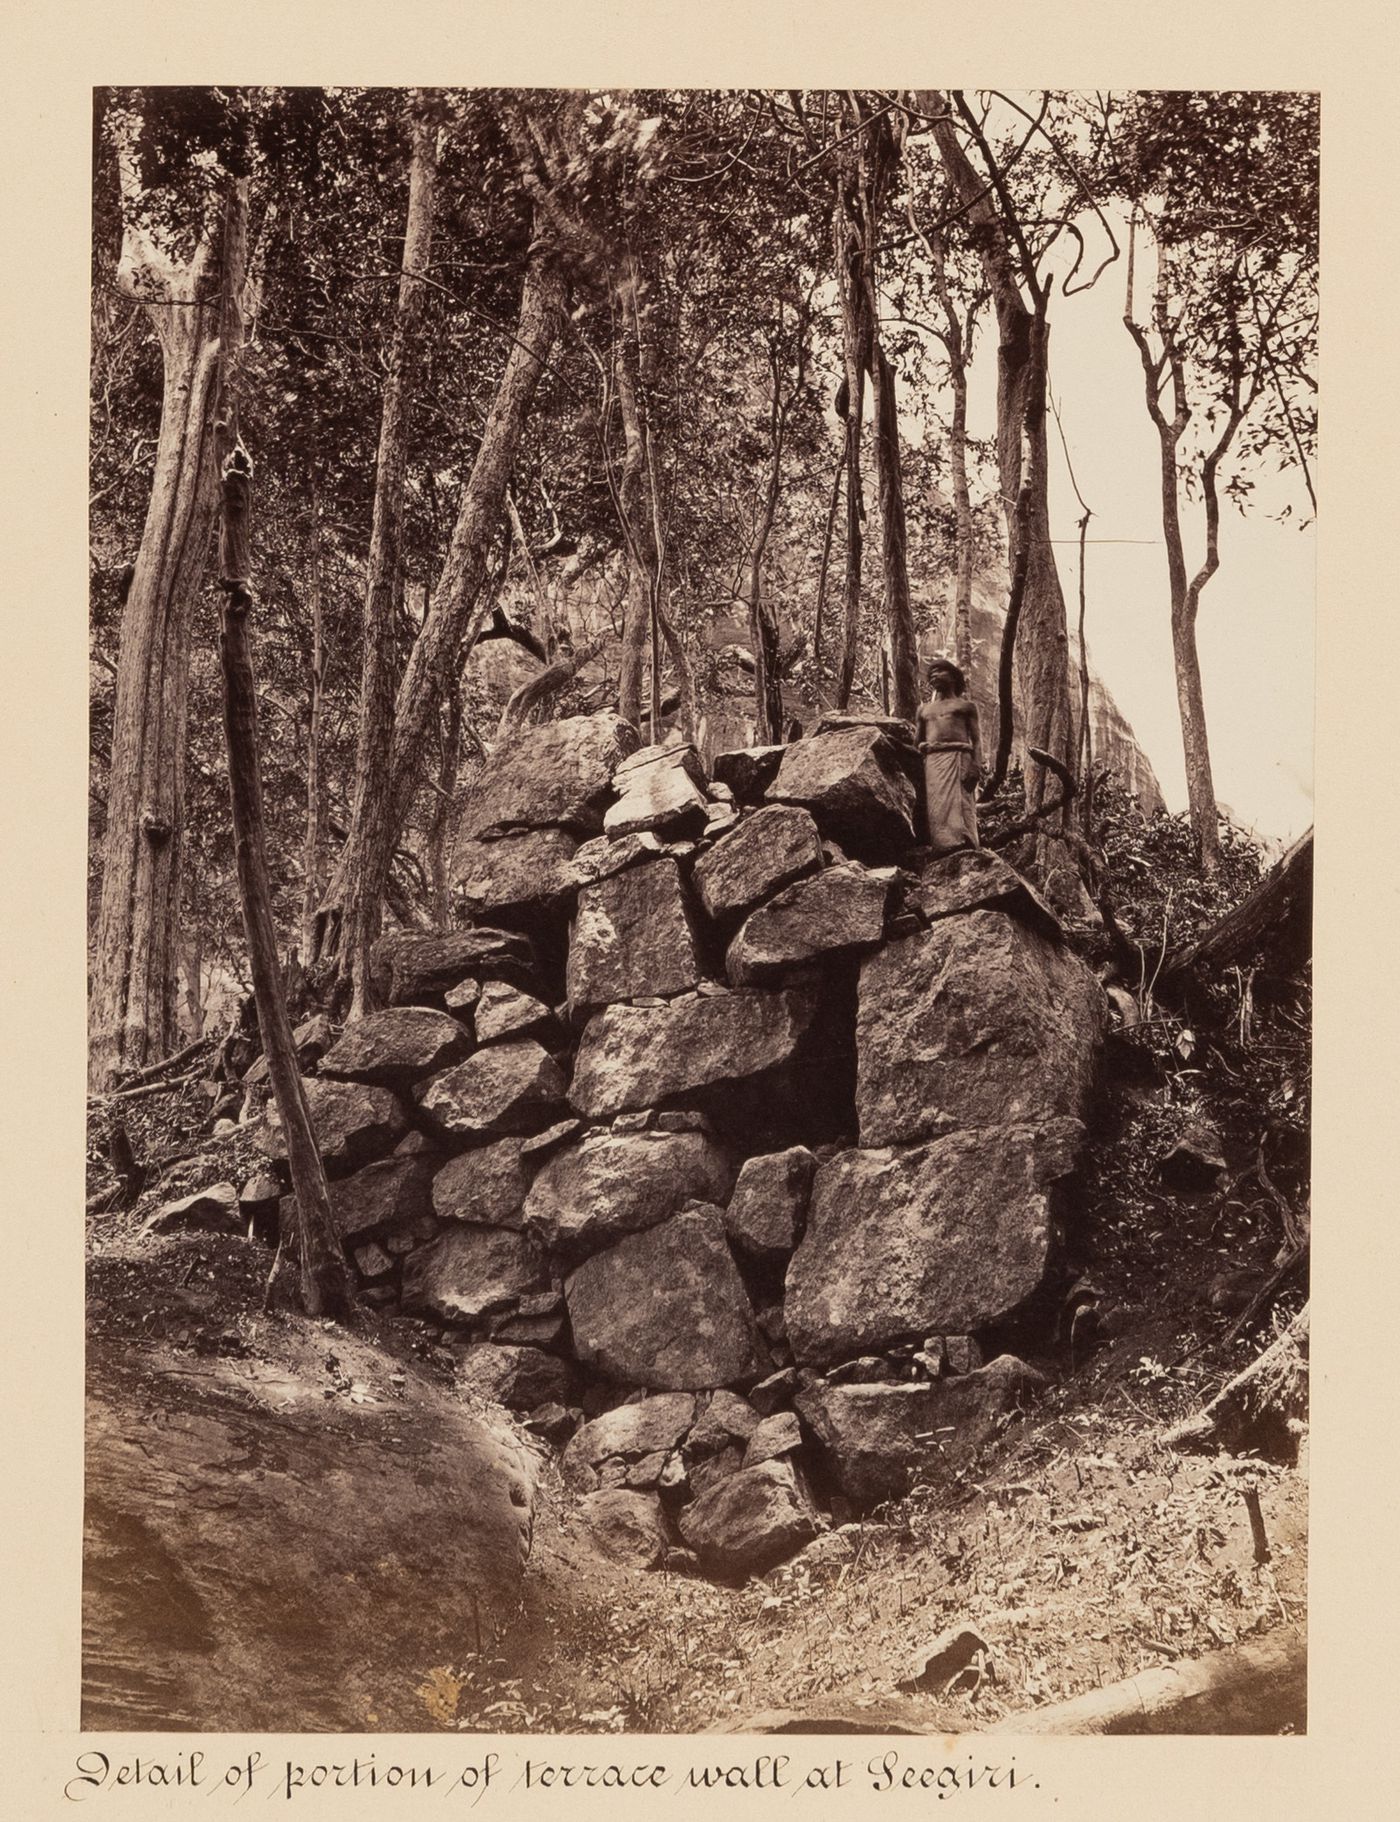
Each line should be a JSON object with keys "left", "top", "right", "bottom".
{"left": 921, "top": 221, "right": 976, "bottom": 673}
{"left": 318, "top": 246, "right": 566, "bottom": 966}
{"left": 747, "top": 346, "right": 788, "bottom": 744}
{"left": 426, "top": 678, "right": 462, "bottom": 929}
{"left": 871, "top": 345, "right": 918, "bottom": 718}
{"left": 834, "top": 98, "right": 918, "bottom": 720}
{"left": 612, "top": 260, "right": 660, "bottom": 731}
{"left": 180, "top": 937, "right": 204, "bottom": 1041}
{"left": 833, "top": 138, "right": 868, "bottom": 711}
{"left": 89, "top": 143, "right": 221, "bottom": 1090}
{"left": 212, "top": 178, "right": 356, "bottom": 1320}
{"left": 330, "top": 102, "right": 439, "bottom": 1012}
{"left": 1126, "top": 244, "right": 1224, "bottom": 872}
{"left": 300, "top": 488, "right": 326, "bottom": 959}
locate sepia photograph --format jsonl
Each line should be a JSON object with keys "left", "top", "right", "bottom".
{"left": 77, "top": 79, "right": 1319, "bottom": 1743}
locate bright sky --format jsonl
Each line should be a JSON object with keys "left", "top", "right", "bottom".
{"left": 959, "top": 212, "right": 1315, "bottom": 844}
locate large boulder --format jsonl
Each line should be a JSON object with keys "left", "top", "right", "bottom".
{"left": 566, "top": 858, "right": 702, "bottom": 1019}
{"left": 317, "top": 1008, "right": 471, "bottom": 1090}
{"left": 727, "top": 865, "right": 889, "bottom": 985}
{"left": 576, "top": 1490, "right": 671, "bottom": 1570}
{"left": 677, "top": 1458, "right": 822, "bottom": 1577}
{"left": 457, "top": 711, "right": 640, "bottom": 841}
{"left": 83, "top": 1317, "right": 536, "bottom": 1732}
{"left": 371, "top": 928, "right": 535, "bottom": 1006}
{"left": 400, "top": 1224, "right": 545, "bottom": 1325}
{"left": 765, "top": 726, "right": 918, "bottom": 859}
{"left": 565, "top": 1206, "right": 764, "bottom": 1390}
{"left": 690, "top": 805, "right": 824, "bottom": 924}
{"left": 796, "top": 1359, "right": 1049, "bottom": 1507}
{"left": 561, "top": 1393, "right": 697, "bottom": 1492}
{"left": 784, "top": 1122, "right": 1084, "bottom": 1367}
{"left": 569, "top": 983, "right": 819, "bottom": 1119}
{"left": 723, "top": 1147, "right": 816, "bottom": 1269}
{"left": 856, "top": 910, "right": 1106, "bottom": 1146}
{"left": 909, "top": 847, "right": 1061, "bottom": 940}
{"left": 452, "top": 827, "right": 579, "bottom": 922}
{"left": 604, "top": 742, "right": 711, "bottom": 841}
{"left": 431, "top": 1135, "right": 535, "bottom": 1229}
{"left": 415, "top": 1040, "right": 568, "bottom": 1140}
{"left": 524, "top": 1128, "right": 737, "bottom": 1257}
{"left": 259, "top": 1077, "right": 408, "bottom": 1176}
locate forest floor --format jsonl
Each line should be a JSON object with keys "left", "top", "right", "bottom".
{"left": 84, "top": 1048, "right": 1308, "bottom": 1736}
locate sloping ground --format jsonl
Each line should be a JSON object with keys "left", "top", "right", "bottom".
{"left": 483, "top": 1322, "right": 1306, "bottom": 1734}
{"left": 82, "top": 1203, "right": 1305, "bottom": 1735}
{"left": 84, "top": 1234, "right": 539, "bottom": 1732}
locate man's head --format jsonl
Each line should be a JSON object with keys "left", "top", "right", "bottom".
{"left": 926, "top": 657, "right": 966, "bottom": 695}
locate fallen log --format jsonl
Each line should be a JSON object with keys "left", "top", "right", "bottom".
{"left": 1160, "top": 828, "right": 1313, "bottom": 990}
{"left": 1166, "top": 1302, "right": 1309, "bottom": 1465}
{"left": 987, "top": 1627, "right": 1305, "bottom": 1735}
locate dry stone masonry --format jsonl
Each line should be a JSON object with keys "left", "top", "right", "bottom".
{"left": 179, "top": 710, "right": 1108, "bottom": 1581}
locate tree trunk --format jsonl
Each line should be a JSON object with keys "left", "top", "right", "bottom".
{"left": 1126, "top": 244, "right": 1225, "bottom": 872}
{"left": 927, "top": 229, "right": 976, "bottom": 674}
{"left": 1161, "top": 829, "right": 1313, "bottom": 987}
{"left": 612, "top": 262, "right": 658, "bottom": 730}
{"left": 928, "top": 99, "right": 1077, "bottom": 824}
{"left": 212, "top": 179, "right": 356, "bottom": 1321}
{"left": 747, "top": 344, "right": 789, "bottom": 745}
{"left": 833, "top": 141, "right": 868, "bottom": 711}
{"left": 871, "top": 345, "right": 919, "bottom": 719}
{"left": 426, "top": 678, "right": 462, "bottom": 929}
{"left": 89, "top": 144, "right": 222, "bottom": 1090}
{"left": 318, "top": 245, "right": 566, "bottom": 971}
{"left": 299, "top": 487, "right": 326, "bottom": 960}
{"left": 329, "top": 103, "right": 439, "bottom": 1012}
{"left": 989, "top": 1628, "right": 1305, "bottom": 1735}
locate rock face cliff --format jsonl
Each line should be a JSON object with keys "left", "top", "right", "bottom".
{"left": 193, "top": 711, "right": 1107, "bottom": 1579}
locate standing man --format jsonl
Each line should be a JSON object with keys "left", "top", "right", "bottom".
{"left": 917, "top": 658, "right": 984, "bottom": 854}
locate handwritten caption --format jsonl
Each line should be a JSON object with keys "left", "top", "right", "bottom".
{"left": 64, "top": 1748, "right": 1038, "bottom": 1805}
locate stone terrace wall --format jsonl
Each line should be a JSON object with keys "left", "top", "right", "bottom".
{"left": 166, "top": 710, "right": 1107, "bottom": 1579}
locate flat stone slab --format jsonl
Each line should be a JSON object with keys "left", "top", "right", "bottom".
{"left": 909, "top": 847, "right": 1061, "bottom": 940}
{"left": 317, "top": 1008, "right": 471, "bottom": 1090}
{"left": 415, "top": 1040, "right": 568, "bottom": 1140}
{"left": 452, "top": 827, "right": 579, "bottom": 920}
{"left": 371, "top": 929, "right": 535, "bottom": 1006}
{"left": 727, "top": 864, "right": 889, "bottom": 985}
{"left": 569, "top": 983, "right": 819, "bottom": 1119}
{"left": 259, "top": 1077, "right": 408, "bottom": 1176}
